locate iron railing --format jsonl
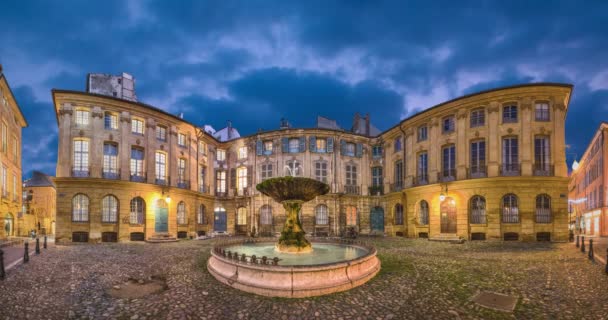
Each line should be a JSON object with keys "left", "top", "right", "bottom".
{"left": 500, "top": 163, "right": 521, "bottom": 176}
{"left": 344, "top": 185, "right": 360, "bottom": 195}
{"left": 390, "top": 182, "right": 403, "bottom": 192}
{"left": 533, "top": 164, "right": 554, "bottom": 176}
{"left": 71, "top": 166, "right": 91, "bottom": 178}
{"left": 130, "top": 172, "right": 147, "bottom": 183}
{"left": 438, "top": 169, "right": 456, "bottom": 182}
{"left": 102, "top": 168, "right": 120, "bottom": 180}
{"left": 468, "top": 165, "right": 487, "bottom": 179}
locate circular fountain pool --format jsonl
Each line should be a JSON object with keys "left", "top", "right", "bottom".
{"left": 207, "top": 240, "right": 381, "bottom": 298}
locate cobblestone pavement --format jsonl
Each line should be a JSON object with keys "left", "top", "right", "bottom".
{"left": 1, "top": 238, "right": 608, "bottom": 320}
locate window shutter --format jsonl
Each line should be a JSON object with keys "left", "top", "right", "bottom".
{"left": 327, "top": 137, "right": 334, "bottom": 153}
{"left": 230, "top": 168, "right": 236, "bottom": 190}
{"left": 214, "top": 169, "right": 218, "bottom": 192}
{"left": 356, "top": 143, "right": 363, "bottom": 158}
{"left": 340, "top": 140, "right": 346, "bottom": 155}
{"left": 282, "top": 137, "right": 289, "bottom": 153}
{"left": 309, "top": 136, "right": 317, "bottom": 153}
{"left": 299, "top": 136, "right": 306, "bottom": 152}
{"left": 256, "top": 140, "right": 263, "bottom": 156}
{"left": 247, "top": 165, "right": 253, "bottom": 189}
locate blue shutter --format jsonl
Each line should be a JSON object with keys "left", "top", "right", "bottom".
{"left": 299, "top": 137, "right": 306, "bottom": 153}
{"left": 327, "top": 137, "right": 334, "bottom": 153}
{"left": 356, "top": 143, "right": 363, "bottom": 158}
{"left": 340, "top": 140, "right": 346, "bottom": 155}
{"left": 282, "top": 137, "right": 289, "bottom": 153}
{"left": 309, "top": 136, "right": 317, "bottom": 153}
{"left": 256, "top": 140, "right": 263, "bottom": 156}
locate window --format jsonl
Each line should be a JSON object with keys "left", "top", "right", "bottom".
{"left": 177, "top": 158, "right": 187, "bottom": 185}
{"left": 502, "top": 194, "right": 519, "bottom": 223}
{"left": 442, "top": 145, "right": 456, "bottom": 178}
{"left": 131, "top": 118, "right": 144, "bottom": 135}
{"left": 534, "top": 136, "right": 550, "bottom": 173}
{"left": 394, "top": 137, "right": 402, "bottom": 152}
{"left": 104, "top": 112, "right": 118, "bottom": 130}
{"left": 155, "top": 152, "right": 167, "bottom": 183}
{"left": 261, "top": 163, "right": 273, "bottom": 180}
{"left": 316, "top": 138, "right": 327, "bottom": 153}
{"left": 442, "top": 116, "right": 455, "bottom": 133}
{"left": 0, "top": 166, "right": 5, "bottom": 197}
{"left": 502, "top": 137, "right": 519, "bottom": 174}
{"left": 130, "top": 197, "right": 144, "bottom": 224}
{"left": 394, "top": 204, "right": 404, "bottom": 225}
{"left": 260, "top": 205, "right": 272, "bottom": 225}
{"left": 12, "top": 137, "right": 17, "bottom": 163}
{"left": 535, "top": 102, "right": 550, "bottom": 121}
{"left": 503, "top": 105, "right": 518, "bottom": 123}
{"left": 394, "top": 161, "right": 403, "bottom": 188}
{"left": 130, "top": 148, "right": 144, "bottom": 180}
{"left": 315, "top": 205, "right": 329, "bottom": 225}
{"left": 238, "top": 146, "right": 248, "bottom": 159}
{"left": 345, "top": 164, "right": 357, "bottom": 186}
{"left": 315, "top": 162, "right": 328, "bottom": 183}
{"left": 198, "top": 141, "right": 207, "bottom": 155}
{"left": 197, "top": 204, "right": 207, "bottom": 224}
{"left": 12, "top": 174, "right": 17, "bottom": 201}
{"left": 237, "top": 167, "right": 247, "bottom": 190}
{"left": 237, "top": 207, "right": 247, "bottom": 225}
{"left": 178, "top": 133, "right": 186, "bottom": 147}
{"left": 73, "top": 140, "right": 89, "bottom": 176}
{"left": 536, "top": 194, "right": 551, "bottom": 223}
{"left": 470, "top": 108, "right": 485, "bottom": 127}
{"left": 75, "top": 110, "right": 89, "bottom": 126}
{"left": 0, "top": 122, "right": 5, "bottom": 153}
{"left": 344, "top": 142, "right": 355, "bottom": 156}
{"left": 199, "top": 165, "right": 206, "bottom": 192}
{"left": 102, "top": 195, "right": 118, "bottom": 223}
{"left": 72, "top": 194, "right": 89, "bottom": 222}
{"left": 216, "top": 170, "right": 226, "bottom": 193}
{"left": 372, "top": 145, "right": 383, "bottom": 158}
{"left": 418, "top": 125, "right": 428, "bottom": 141}
{"left": 103, "top": 143, "right": 119, "bottom": 178}
{"left": 417, "top": 152, "right": 428, "bottom": 183}
{"left": 470, "top": 140, "right": 486, "bottom": 175}
{"left": 470, "top": 196, "right": 486, "bottom": 224}
{"left": 177, "top": 201, "right": 186, "bottom": 225}
{"left": 263, "top": 141, "right": 273, "bottom": 155}
{"left": 156, "top": 125, "right": 167, "bottom": 141}
{"left": 216, "top": 149, "right": 226, "bottom": 161}
{"left": 419, "top": 201, "right": 429, "bottom": 225}
{"left": 345, "top": 206, "right": 357, "bottom": 226}
{"left": 288, "top": 138, "right": 300, "bottom": 153}
{"left": 286, "top": 160, "right": 301, "bottom": 176}
{"left": 372, "top": 167, "right": 383, "bottom": 187}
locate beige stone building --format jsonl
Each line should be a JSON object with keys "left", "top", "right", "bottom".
{"left": 0, "top": 65, "right": 29, "bottom": 239}
{"left": 23, "top": 171, "right": 57, "bottom": 235}
{"left": 52, "top": 73, "right": 572, "bottom": 243}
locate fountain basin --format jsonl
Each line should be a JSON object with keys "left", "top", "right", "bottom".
{"left": 207, "top": 241, "right": 381, "bottom": 298}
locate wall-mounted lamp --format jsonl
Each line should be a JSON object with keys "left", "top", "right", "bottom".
{"left": 162, "top": 189, "right": 171, "bottom": 204}
{"left": 439, "top": 184, "right": 448, "bottom": 202}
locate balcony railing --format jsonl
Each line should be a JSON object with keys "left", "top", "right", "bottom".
{"left": 344, "top": 185, "right": 360, "bottom": 195}
{"left": 71, "top": 166, "right": 90, "bottom": 178}
{"left": 215, "top": 191, "right": 228, "bottom": 197}
{"left": 198, "top": 184, "right": 209, "bottom": 194}
{"left": 468, "top": 165, "right": 487, "bottom": 179}
{"left": 368, "top": 185, "right": 384, "bottom": 196}
{"left": 500, "top": 163, "right": 521, "bottom": 176}
{"left": 414, "top": 174, "right": 428, "bottom": 186}
{"left": 130, "top": 172, "right": 147, "bottom": 183}
{"left": 102, "top": 169, "right": 120, "bottom": 180}
{"left": 438, "top": 169, "right": 456, "bottom": 182}
{"left": 390, "top": 182, "right": 403, "bottom": 192}
{"left": 236, "top": 187, "right": 249, "bottom": 197}
{"left": 155, "top": 177, "right": 169, "bottom": 186}
{"left": 533, "top": 163, "right": 554, "bottom": 176}
{"left": 177, "top": 179, "right": 190, "bottom": 189}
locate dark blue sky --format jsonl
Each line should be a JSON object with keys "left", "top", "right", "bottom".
{"left": 1, "top": 1, "right": 607, "bottom": 177}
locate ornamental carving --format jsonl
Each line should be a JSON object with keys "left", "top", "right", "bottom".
{"left": 160, "top": 145, "right": 164, "bottom": 151}
{"left": 507, "top": 128, "right": 513, "bottom": 134}
{"left": 92, "top": 111, "right": 103, "bottom": 119}
{"left": 475, "top": 131, "right": 480, "bottom": 138}
{"left": 79, "top": 130, "right": 84, "bottom": 137}
{"left": 520, "top": 103, "right": 532, "bottom": 111}
{"left": 120, "top": 115, "right": 130, "bottom": 123}
{"left": 146, "top": 122, "right": 156, "bottom": 129}
{"left": 404, "top": 128, "right": 413, "bottom": 137}
{"left": 457, "top": 109, "right": 467, "bottom": 119}
{"left": 136, "top": 139, "right": 141, "bottom": 145}
{"left": 59, "top": 108, "right": 73, "bottom": 116}
{"left": 488, "top": 106, "right": 499, "bottom": 113}
{"left": 553, "top": 103, "right": 566, "bottom": 111}
{"left": 109, "top": 134, "right": 113, "bottom": 141}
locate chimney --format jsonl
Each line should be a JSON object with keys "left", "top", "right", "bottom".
{"left": 352, "top": 112, "right": 361, "bottom": 133}
{"left": 0, "top": 64, "right": 3, "bottom": 74}
{"left": 227, "top": 120, "right": 232, "bottom": 139}
{"left": 280, "top": 118, "right": 290, "bottom": 129}
{"left": 365, "top": 113, "right": 371, "bottom": 136}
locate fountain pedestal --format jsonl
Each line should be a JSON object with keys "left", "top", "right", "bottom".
{"left": 276, "top": 201, "right": 312, "bottom": 253}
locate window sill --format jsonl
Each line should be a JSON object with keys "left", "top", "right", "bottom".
{"left": 132, "top": 132, "right": 145, "bottom": 136}
{"left": 71, "top": 221, "right": 90, "bottom": 223}
{"left": 101, "top": 222, "right": 118, "bottom": 225}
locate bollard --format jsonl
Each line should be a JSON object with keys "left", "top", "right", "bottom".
{"left": 569, "top": 230, "right": 574, "bottom": 242}
{"left": 581, "top": 236, "right": 586, "bottom": 253}
{"left": 35, "top": 238, "right": 40, "bottom": 255}
{"left": 24, "top": 242, "right": 29, "bottom": 263}
{"left": 589, "top": 239, "right": 594, "bottom": 260}
{"left": 0, "top": 248, "right": 5, "bottom": 280}
{"left": 44, "top": 236, "right": 47, "bottom": 249}
{"left": 576, "top": 235, "right": 579, "bottom": 248}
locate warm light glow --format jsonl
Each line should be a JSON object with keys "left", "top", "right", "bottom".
{"left": 572, "top": 160, "right": 579, "bottom": 171}
{"left": 439, "top": 193, "right": 446, "bottom": 202}
{"left": 165, "top": 196, "right": 171, "bottom": 204}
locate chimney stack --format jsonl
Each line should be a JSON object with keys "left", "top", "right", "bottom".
{"left": 365, "top": 113, "right": 371, "bottom": 136}
{"left": 0, "top": 64, "right": 3, "bottom": 74}
{"left": 227, "top": 120, "right": 232, "bottom": 139}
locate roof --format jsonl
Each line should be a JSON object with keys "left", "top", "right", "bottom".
{"left": 24, "top": 171, "right": 56, "bottom": 188}
{"left": 213, "top": 126, "right": 241, "bottom": 142}
{"left": 0, "top": 69, "right": 28, "bottom": 127}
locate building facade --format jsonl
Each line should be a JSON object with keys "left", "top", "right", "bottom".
{"left": 569, "top": 123, "right": 608, "bottom": 237}
{"left": 0, "top": 65, "right": 29, "bottom": 239}
{"left": 23, "top": 171, "right": 57, "bottom": 235}
{"left": 53, "top": 75, "right": 572, "bottom": 243}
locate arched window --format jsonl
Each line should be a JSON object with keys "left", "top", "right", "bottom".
{"left": 130, "top": 197, "right": 145, "bottom": 224}
{"left": 419, "top": 200, "right": 429, "bottom": 225}
{"left": 345, "top": 206, "right": 357, "bottom": 226}
{"left": 394, "top": 204, "right": 404, "bottom": 225}
{"left": 72, "top": 194, "right": 89, "bottom": 222}
{"left": 536, "top": 194, "right": 551, "bottom": 223}
{"left": 260, "top": 205, "right": 272, "bottom": 225}
{"left": 470, "top": 196, "right": 486, "bottom": 224}
{"left": 177, "top": 201, "right": 186, "bottom": 225}
{"left": 502, "top": 194, "right": 519, "bottom": 223}
{"left": 197, "top": 204, "right": 207, "bottom": 224}
{"left": 237, "top": 207, "right": 247, "bottom": 225}
{"left": 102, "top": 195, "right": 118, "bottom": 223}
{"left": 315, "top": 205, "right": 329, "bottom": 225}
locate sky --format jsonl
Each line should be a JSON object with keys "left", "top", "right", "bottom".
{"left": 1, "top": 0, "right": 607, "bottom": 178}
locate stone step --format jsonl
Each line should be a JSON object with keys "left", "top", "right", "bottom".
{"left": 146, "top": 233, "right": 179, "bottom": 243}
{"left": 429, "top": 234, "right": 465, "bottom": 244}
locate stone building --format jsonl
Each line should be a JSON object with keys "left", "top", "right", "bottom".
{"left": 23, "top": 171, "right": 57, "bottom": 235}
{"left": 52, "top": 73, "right": 572, "bottom": 243}
{"left": 0, "top": 65, "right": 29, "bottom": 238}
{"left": 569, "top": 122, "right": 608, "bottom": 237}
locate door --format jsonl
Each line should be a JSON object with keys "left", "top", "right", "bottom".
{"left": 370, "top": 207, "right": 385, "bottom": 232}
{"left": 214, "top": 210, "right": 227, "bottom": 232}
{"left": 4, "top": 213, "right": 13, "bottom": 236}
{"left": 155, "top": 200, "right": 169, "bottom": 233}
{"left": 440, "top": 197, "right": 457, "bottom": 233}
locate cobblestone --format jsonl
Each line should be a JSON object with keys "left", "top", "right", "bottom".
{"left": 0, "top": 238, "right": 606, "bottom": 319}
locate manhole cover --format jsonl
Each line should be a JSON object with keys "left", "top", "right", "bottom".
{"left": 471, "top": 291, "right": 518, "bottom": 312}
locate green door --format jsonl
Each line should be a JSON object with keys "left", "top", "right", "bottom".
{"left": 370, "top": 207, "right": 384, "bottom": 232}
{"left": 155, "top": 207, "right": 168, "bottom": 233}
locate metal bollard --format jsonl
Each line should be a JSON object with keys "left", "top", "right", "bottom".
{"left": 0, "top": 248, "right": 5, "bottom": 280}
{"left": 24, "top": 242, "right": 29, "bottom": 263}
{"left": 44, "top": 236, "right": 47, "bottom": 249}
{"left": 576, "top": 235, "right": 579, "bottom": 248}
{"left": 581, "top": 236, "right": 586, "bottom": 253}
{"left": 35, "top": 238, "right": 40, "bottom": 255}
{"left": 589, "top": 239, "right": 594, "bottom": 260}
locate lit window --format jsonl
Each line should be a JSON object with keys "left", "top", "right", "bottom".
{"left": 104, "top": 112, "right": 118, "bottom": 130}
{"left": 216, "top": 171, "right": 226, "bottom": 193}
{"left": 199, "top": 141, "right": 207, "bottom": 155}
{"left": 238, "top": 146, "right": 248, "bottom": 159}
{"left": 237, "top": 167, "right": 248, "bottom": 190}
{"left": 177, "top": 158, "right": 187, "bottom": 186}
{"left": 177, "top": 201, "right": 186, "bottom": 225}
{"left": 130, "top": 148, "right": 144, "bottom": 180}
{"left": 260, "top": 205, "right": 272, "bottom": 225}
{"left": 502, "top": 194, "right": 519, "bottom": 223}
{"left": 470, "top": 196, "right": 486, "bottom": 224}
{"left": 102, "top": 195, "right": 118, "bottom": 223}
{"left": 156, "top": 126, "right": 167, "bottom": 141}
{"left": 131, "top": 119, "right": 144, "bottom": 135}
{"left": 289, "top": 138, "right": 300, "bottom": 153}
{"left": 216, "top": 149, "right": 226, "bottom": 161}
{"left": 12, "top": 137, "right": 18, "bottom": 163}
{"left": 155, "top": 152, "right": 167, "bottom": 184}
{"left": 1, "top": 122, "right": 6, "bottom": 153}
{"left": 316, "top": 139, "right": 327, "bottom": 153}
{"left": 178, "top": 133, "right": 186, "bottom": 147}
{"left": 261, "top": 163, "right": 273, "bottom": 180}
{"left": 315, "top": 162, "right": 327, "bottom": 183}
{"left": 372, "top": 166, "right": 383, "bottom": 187}
{"left": 72, "top": 194, "right": 89, "bottom": 222}
{"left": 263, "top": 141, "right": 273, "bottom": 155}
{"left": 130, "top": 197, "right": 145, "bottom": 224}
{"left": 75, "top": 110, "right": 89, "bottom": 126}
{"left": 237, "top": 207, "right": 247, "bottom": 225}
{"left": 418, "top": 126, "right": 428, "bottom": 142}
{"left": 345, "top": 206, "right": 357, "bottom": 226}
{"left": 73, "top": 140, "right": 89, "bottom": 177}
{"left": 103, "top": 143, "right": 119, "bottom": 179}
{"left": 345, "top": 164, "right": 357, "bottom": 186}
{"left": 315, "top": 205, "right": 329, "bottom": 225}
{"left": 344, "top": 143, "right": 355, "bottom": 156}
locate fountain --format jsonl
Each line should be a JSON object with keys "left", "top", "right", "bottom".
{"left": 207, "top": 175, "right": 381, "bottom": 298}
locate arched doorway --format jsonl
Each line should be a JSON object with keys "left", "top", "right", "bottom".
{"left": 370, "top": 206, "right": 384, "bottom": 232}
{"left": 155, "top": 199, "right": 169, "bottom": 233}
{"left": 214, "top": 207, "right": 227, "bottom": 232}
{"left": 4, "top": 213, "right": 14, "bottom": 236}
{"left": 440, "top": 197, "right": 457, "bottom": 233}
